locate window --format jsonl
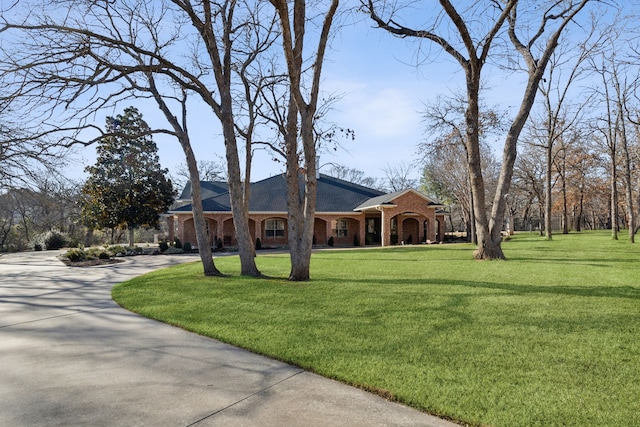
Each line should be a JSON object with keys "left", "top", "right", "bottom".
{"left": 335, "top": 219, "right": 347, "bottom": 237}
{"left": 265, "top": 218, "right": 285, "bottom": 237}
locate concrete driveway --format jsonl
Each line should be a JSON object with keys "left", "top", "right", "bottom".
{"left": 0, "top": 250, "right": 458, "bottom": 426}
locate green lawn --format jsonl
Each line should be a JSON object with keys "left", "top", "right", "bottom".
{"left": 112, "top": 231, "right": 640, "bottom": 427}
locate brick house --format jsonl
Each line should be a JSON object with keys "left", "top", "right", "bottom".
{"left": 168, "top": 173, "right": 448, "bottom": 248}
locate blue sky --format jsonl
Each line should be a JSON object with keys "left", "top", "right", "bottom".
{"left": 66, "top": 6, "right": 534, "bottom": 186}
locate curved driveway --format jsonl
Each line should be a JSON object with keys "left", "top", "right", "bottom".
{"left": 0, "top": 250, "right": 457, "bottom": 427}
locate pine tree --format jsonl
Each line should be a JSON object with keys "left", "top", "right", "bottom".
{"left": 81, "top": 107, "right": 175, "bottom": 247}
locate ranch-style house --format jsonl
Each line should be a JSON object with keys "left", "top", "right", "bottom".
{"left": 168, "top": 173, "right": 448, "bottom": 248}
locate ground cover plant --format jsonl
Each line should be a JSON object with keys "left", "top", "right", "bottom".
{"left": 112, "top": 231, "right": 640, "bottom": 427}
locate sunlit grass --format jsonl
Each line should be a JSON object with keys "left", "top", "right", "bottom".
{"left": 112, "top": 231, "right": 640, "bottom": 427}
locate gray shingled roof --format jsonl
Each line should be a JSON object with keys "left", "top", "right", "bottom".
{"left": 171, "top": 173, "right": 387, "bottom": 213}
{"left": 177, "top": 181, "right": 228, "bottom": 201}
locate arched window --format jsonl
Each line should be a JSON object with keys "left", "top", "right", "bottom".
{"left": 265, "top": 218, "right": 285, "bottom": 237}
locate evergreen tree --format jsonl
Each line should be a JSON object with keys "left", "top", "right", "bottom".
{"left": 81, "top": 107, "right": 175, "bottom": 246}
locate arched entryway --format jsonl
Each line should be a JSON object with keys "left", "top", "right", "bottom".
{"left": 182, "top": 217, "right": 217, "bottom": 248}
{"left": 402, "top": 217, "right": 420, "bottom": 244}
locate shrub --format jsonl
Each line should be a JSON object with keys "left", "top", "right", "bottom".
{"left": 390, "top": 234, "right": 399, "bottom": 245}
{"left": 328, "top": 236, "right": 334, "bottom": 247}
{"left": 406, "top": 234, "right": 413, "bottom": 244}
{"left": 42, "top": 230, "right": 67, "bottom": 251}
{"left": 64, "top": 248, "right": 85, "bottom": 262}
{"left": 67, "top": 237, "right": 81, "bottom": 249}
{"left": 85, "top": 247, "right": 110, "bottom": 260}
{"left": 183, "top": 241, "right": 192, "bottom": 252}
{"left": 107, "top": 245, "right": 127, "bottom": 257}
{"left": 34, "top": 244, "right": 43, "bottom": 251}
{"left": 159, "top": 240, "right": 169, "bottom": 252}
{"left": 173, "top": 238, "right": 182, "bottom": 249}
{"left": 164, "top": 246, "right": 184, "bottom": 254}
{"left": 353, "top": 234, "right": 360, "bottom": 246}
{"left": 255, "top": 238, "right": 261, "bottom": 250}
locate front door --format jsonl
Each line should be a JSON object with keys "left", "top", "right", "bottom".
{"left": 366, "top": 217, "right": 381, "bottom": 245}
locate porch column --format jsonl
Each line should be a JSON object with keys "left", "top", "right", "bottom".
{"left": 167, "top": 216, "right": 175, "bottom": 242}
{"left": 438, "top": 217, "right": 446, "bottom": 242}
{"left": 358, "top": 217, "right": 366, "bottom": 246}
{"left": 378, "top": 207, "right": 390, "bottom": 247}
{"left": 216, "top": 218, "right": 224, "bottom": 243}
{"left": 255, "top": 220, "right": 263, "bottom": 243}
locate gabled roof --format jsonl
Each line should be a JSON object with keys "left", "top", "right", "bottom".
{"left": 171, "top": 173, "right": 387, "bottom": 214}
{"left": 354, "top": 188, "right": 444, "bottom": 211}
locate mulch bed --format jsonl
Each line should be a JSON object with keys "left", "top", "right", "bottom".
{"left": 59, "top": 258, "right": 125, "bottom": 267}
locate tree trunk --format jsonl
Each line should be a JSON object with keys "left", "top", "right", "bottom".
{"left": 221, "top": 111, "right": 261, "bottom": 277}
{"left": 561, "top": 164, "right": 569, "bottom": 234}
{"left": 575, "top": 189, "right": 584, "bottom": 232}
{"left": 284, "top": 96, "right": 317, "bottom": 281}
{"left": 619, "top": 120, "right": 635, "bottom": 243}
{"left": 148, "top": 80, "right": 221, "bottom": 276}
{"left": 128, "top": 228, "right": 134, "bottom": 248}
{"left": 290, "top": 113, "right": 318, "bottom": 281}
{"left": 468, "top": 174, "right": 477, "bottom": 244}
{"left": 544, "top": 142, "right": 553, "bottom": 240}
{"left": 271, "top": 0, "right": 337, "bottom": 280}
{"left": 610, "top": 152, "right": 619, "bottom": 240}
{"left": 185, "top": 160, "right": 221, "bottom": 276}
{"left": 84, "top": 228, "right": 93, "bottom": 248}
{"left": 463, "top": 72, "right": 503, "bottom": 260}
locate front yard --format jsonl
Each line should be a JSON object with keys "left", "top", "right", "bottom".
{"left": 112, "top": 231, "right": 640, "bottom": 427}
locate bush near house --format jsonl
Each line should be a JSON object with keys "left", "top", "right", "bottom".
{"left": 32, "top": 229, "right": 69, "bottom": 251}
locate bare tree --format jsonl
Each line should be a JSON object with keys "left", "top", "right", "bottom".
{"left": 0, "top": 117, "right": 70, "bottom": 189}
{"left": 269, "top": 0, "right": 340, "bottom": 281}
{"left": 526, "top": 26, "right": 602, "bottom": 239}
{"left": 1, "top": 0, "right": 285, "bottom": 276}
{"left": 419, "top": 91, "right": 506, "bottom": 243}
{"left": 381, "top": 161, "right": 418, "bottom": 192}
{"left": 325, "top": 164, "right": 386, "bottom": 190}
{"left": 365, "top": 0, "right": 597, "bottom": 259}
{"left": 513, "top": 144, "right": 545, "bottom": 234}
{"left": 172, "top": 158, "right": 227, "bottom": 190}
{"left": 589, "top": 43, "right": 638, "bottom": 241}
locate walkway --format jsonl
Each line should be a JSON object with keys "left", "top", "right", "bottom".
{"left": 0, "top": 250, "right": 458, "bottom": 426}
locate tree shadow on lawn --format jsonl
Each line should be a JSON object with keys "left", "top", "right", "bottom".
{"left": 345, "top": 277, "right": 640, "bottom": 300}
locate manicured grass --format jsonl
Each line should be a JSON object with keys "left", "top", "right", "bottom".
{"left": 112, "top": 231, "right": 640, "bottom": 427}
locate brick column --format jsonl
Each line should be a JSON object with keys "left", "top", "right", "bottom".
{"left": 167, "top": 216, "right": 175, "bottom": 241}
{"left": 255, "top": 220, "right": 263, "bottom": 243}
{"left": 380, "top": 208, "right": 390, "bottom": 247}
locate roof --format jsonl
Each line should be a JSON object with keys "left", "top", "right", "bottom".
{"left": 354, "top": 189, "right": 443, "bottom": 211}
{"left": 177, "top": 181, "right": 228, "bottom": 201}
{"left": 170, "top": 174, "right": 443, "bottom": 214}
